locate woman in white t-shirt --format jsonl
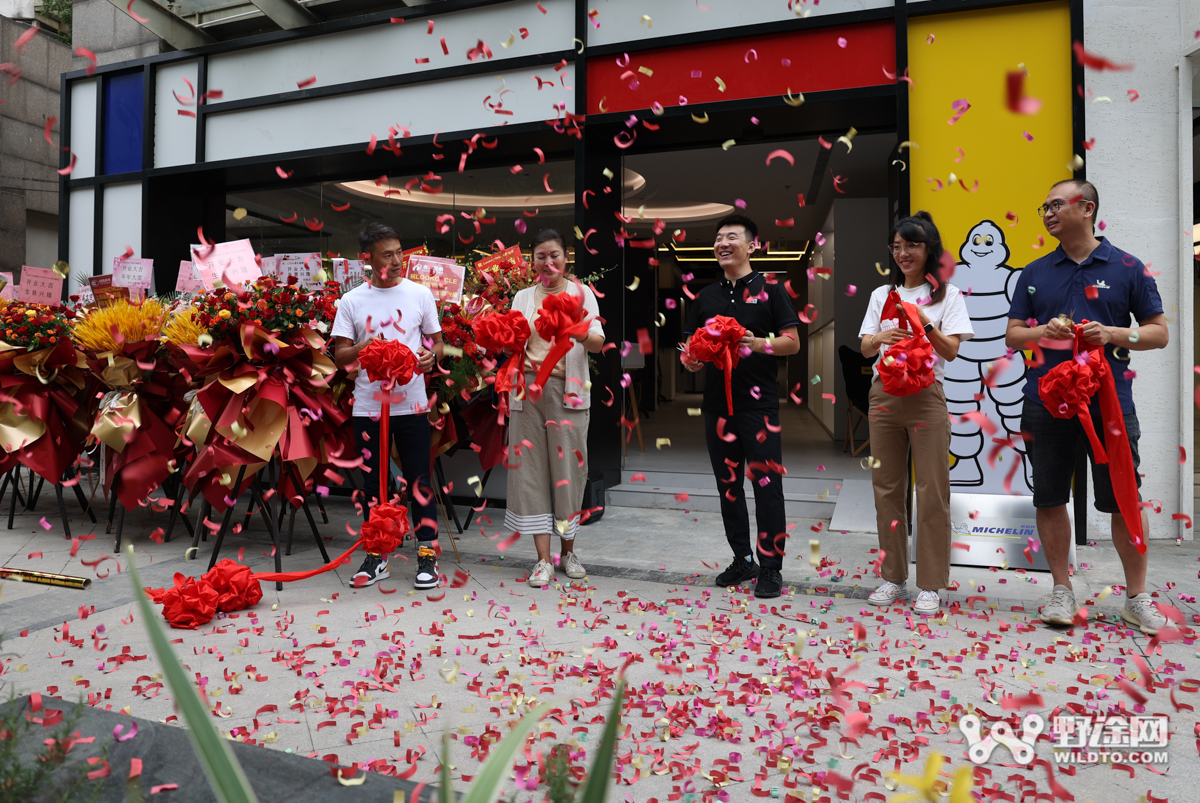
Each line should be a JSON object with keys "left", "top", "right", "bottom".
{"left": 857, "top": 211, "right": 975, "bottom": 614}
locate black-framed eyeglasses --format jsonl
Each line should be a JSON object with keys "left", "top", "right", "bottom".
{"left": 1037, "top": 199, "right": 1082, "bottom": 217}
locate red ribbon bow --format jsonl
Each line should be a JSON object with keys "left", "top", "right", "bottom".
{"left": 358, "top": 338, "right": 418, "bottom": 390}
{"left": 530, "top": 289, "right": 591, "bottom": 396}
{"left": 1038, "top": 323, "right": 1145, "bottom": 554}
{"left": 357, "top": 337, "right": 421, "bottom": 535}
{"left": 474, "top": 309, "right": 532, "bottom": 401}
{"left": 358, "top": 502, "right": 410, "bottom": 555}
{"left": 689, "top": 315, "right": 746, "bottom": 415}
{"left": 877, "top": 291, "right": 937, "bottom": 398}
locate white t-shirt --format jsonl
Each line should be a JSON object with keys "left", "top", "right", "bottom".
{"left": 330, "top": 279, "right": 441, "bottom": 417}
{"left": 857, "top": 282, "right": 975, "bottom": 383}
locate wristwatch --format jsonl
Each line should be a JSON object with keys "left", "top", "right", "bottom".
{"left": 923, "top": 322, "right": 934, "bottom": 335}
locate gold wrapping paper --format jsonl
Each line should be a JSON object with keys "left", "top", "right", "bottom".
{"left": 91, "top": 390, "right": 142, "bottom": 453}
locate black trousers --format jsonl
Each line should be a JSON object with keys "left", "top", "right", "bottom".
{"left": 353, "top": 414, "right": 437, "bottom": 543}
{"left": 704, "top": 408, "right": 787, "bottom": 570}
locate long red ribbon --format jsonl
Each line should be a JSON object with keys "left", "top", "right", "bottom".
{"left": 1083, "top": 331, "right": 1145, "bottom": 553}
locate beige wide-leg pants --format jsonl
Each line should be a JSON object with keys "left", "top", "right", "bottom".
{"left": 867, "top": 380, "right": 952, "bottom": 590}
{"left": 503, "top": 375, "right": 591, "bottom": 539}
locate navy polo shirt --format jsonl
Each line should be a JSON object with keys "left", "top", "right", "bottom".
{"left": 683, "top": 270, "right": 801, "bottom": 414}
{"left": 1007, "top": 238, "right": 1162, "bottom": 415}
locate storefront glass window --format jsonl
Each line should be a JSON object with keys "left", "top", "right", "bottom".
{"left": 102, "top": 72, "right": 144, "bottom": 175}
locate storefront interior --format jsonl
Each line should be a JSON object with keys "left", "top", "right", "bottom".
{"left": 220, "top": 128, "right": 898, "bottom": 484}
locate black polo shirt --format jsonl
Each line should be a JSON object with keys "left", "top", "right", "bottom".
{"left": 683, "top": 271, "right": 801, "bottom": 414}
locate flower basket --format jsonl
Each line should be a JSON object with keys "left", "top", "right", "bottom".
{"left": 178, "top": 278, "right": 348, "bottom": 512}
{"left": 0, "top": 300, "right": 89, "bottom": 484}
{"left": 73, "top": 298, "right": 190, "bottom": 510}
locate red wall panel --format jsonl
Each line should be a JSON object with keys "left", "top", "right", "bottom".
{"left": 587, "top": 20, "right": 896, "bottom": 116}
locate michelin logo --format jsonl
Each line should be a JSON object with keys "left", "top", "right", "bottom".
{"left": 952, "top": 521, "right": 1035, "bottom": 536}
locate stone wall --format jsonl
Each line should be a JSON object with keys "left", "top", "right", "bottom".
{"left": 0, "top": 16, "right": 71, "bottom": 273}
{"left": 70, "top": 0, "right": 162, "bottom": 70}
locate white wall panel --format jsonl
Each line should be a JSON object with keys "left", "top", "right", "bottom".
{"left": 208, "top": 0, "right": 573, "bottom": 104}
{"left": 205, "top": 65, "right": 574, "bottom": 162}
{"left": 154, "top": 60, "right": 198, "bottom": 168}
{"left": 68, "top": 188, "right": 94, "bottom": 278}
{"left": 586, "top": 0, "right": 893, "bottom": 48}
{"left": 69, "top": 79, "right": 96, "bottom": 180}
{"left": 1085, "top": 0, "right": 1184, "bottom": 538}
{"left": 100, "top": 183, "right": 142, "bottom": 278}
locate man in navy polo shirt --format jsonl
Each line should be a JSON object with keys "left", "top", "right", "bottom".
{"left": 1005, "top": 179, "right": 1169, "bottom": 634}
{"left": 683, "top": 214, "right": 801, "bottom": 599}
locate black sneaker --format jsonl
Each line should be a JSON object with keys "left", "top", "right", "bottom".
{"left": 715, "top": 557, "right": 760, "bottom": 587}
{"left": 754, "top": 568, "right": 783, "bottom": 599}
{"left": 414, "top": 545, "right": 439, "bottom": 590}
{"left": 351, "top": 553, "right": 389, "bottom": 588}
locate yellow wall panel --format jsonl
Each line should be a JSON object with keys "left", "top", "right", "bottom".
{"left": 907, "top": 0, "right": 1074, "bottom": 269}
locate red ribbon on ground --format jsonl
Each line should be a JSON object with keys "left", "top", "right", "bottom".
{"left": 688, "top": 315, "right": 746, "bottom": 415}
{"left": 1038, "top": 323, "right": 1144, "bottom": 554}
{"left": 877, "top": 291, "right": 936, "bottom": 398}
{"left": 147, "top": 340, "right": 419, "bottom": 629}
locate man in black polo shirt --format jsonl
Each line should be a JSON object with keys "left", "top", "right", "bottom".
{"left": 683, "top": 214, "right": 802, "bottom": 598}
{"left": 1006, "top": 179, "right": 1169, "bottom": 634}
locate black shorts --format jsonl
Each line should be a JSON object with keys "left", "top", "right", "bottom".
{"left": 1021, "top": 398, "right": 1141, "bottom": 513}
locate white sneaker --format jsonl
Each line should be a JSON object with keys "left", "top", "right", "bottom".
{"left": 1122, "top": 593, "right": 1168, "bottom": 635}
{"left": 913, "top": 589, "right": 940, "bottom": 614}
{"left": 1040, "top": 584, "right": 1076, "bottom": 626}
{"left": 867, "top": 582, "right": 909, "bottom": 606}
{"left": 563, "top": 552, "right": 586, "bottom": 579}
{"left": 528, "top": 560, "right": 554, "bottom": 588}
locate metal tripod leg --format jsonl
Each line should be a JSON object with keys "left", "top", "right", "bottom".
{"left": 113, "top": 504, "right": 126, "bottom": 553}
{"left": 55, "top": 483, "right": 71, "bottom": 542}
{"left": 206, "top": 466, "right": 247, "bottom": 571}
{"left": 250, "top": 477, "right": 284, "bottom": 591}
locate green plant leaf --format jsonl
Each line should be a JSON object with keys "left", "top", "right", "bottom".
{"left": 440, "top": 731, "right": 454, "bottom": 803}
{"left": 125, "top": 546, "right": 258, "bottom": 803}
{"left": 576, "top": 681, "right": 625, "bottom": 803}
{"left": 459, "top": 704, "right": 549, "bottom": 803}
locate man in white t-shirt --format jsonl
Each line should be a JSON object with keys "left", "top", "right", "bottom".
{"left": 331, "top": 223, "right": 444, "bottom": 590}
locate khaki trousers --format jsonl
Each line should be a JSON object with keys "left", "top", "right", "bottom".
{"left": 867, "top": 380, "right": 951, "bottom": 590}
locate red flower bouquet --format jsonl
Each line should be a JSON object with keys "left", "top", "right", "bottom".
{"left": 688, "top": 315, "right": 746, "bottom": 415}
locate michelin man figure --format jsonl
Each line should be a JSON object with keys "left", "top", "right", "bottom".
{"left": 943, "top": 220, "right": 1031, "bottom": 492}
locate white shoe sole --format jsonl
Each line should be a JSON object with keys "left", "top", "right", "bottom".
{"left": 1120, "top": 609, "right": 1161, "bottom": 636}
{"left": 528, "top": 576, "right": 551, "bottom": 588}
{"left": 913, "top": 603, "right": 941, "bottom": 614}
{"left": 867, "top": 591, "right": 909, "bottom": 606}
{"left": 352, "top": 570, "right": 390, "bottom": 587}
{"left": 413, "top": 577, "right": 438, "bottom": 590}
{"left": 565, "top": 569, "right": 586, "bottom": 579}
